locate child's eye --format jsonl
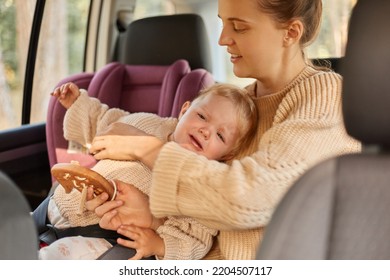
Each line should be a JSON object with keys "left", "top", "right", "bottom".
{"left": 197, "top": 113, "right": 206, "bottom": 120}
{"left": 217, "top": 132, "right": 225, "bottom": 143}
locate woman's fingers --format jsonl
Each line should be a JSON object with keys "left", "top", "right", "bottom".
{"left": 94, "top": 199, "right": 123, "bottom": 217}
{"left": 84, "top": 191, "right": 110, "bottom": 211}
{"left": 89, "top": 136, "right": 104, "bottom": 155}
{"left": 89, "top": 136, "right": 119, "bottom": 159}
{"left": 99, "top": 209, "right": 120, "bottom": 230}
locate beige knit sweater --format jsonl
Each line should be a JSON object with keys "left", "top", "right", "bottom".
{"left": 150, "top": 66, "right": 362, "bottom": 260}
{"left": 52, "top": 91, "right": 218, "bottom": 260}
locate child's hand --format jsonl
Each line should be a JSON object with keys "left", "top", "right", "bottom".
{"left": 117, "top": 225, "right": 165, "bottom": 260}
{"left": 51, "top": 82, "right": 80, "bottom": 109}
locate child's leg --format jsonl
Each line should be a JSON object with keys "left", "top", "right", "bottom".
{"left": 39, "top": 236, "right": 112, "bottom": 260}
{"left": 47, "top": 196, "right": 71, "bottom": 228}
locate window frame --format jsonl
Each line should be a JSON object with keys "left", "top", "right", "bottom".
{"left": 21, "top": 0, "right": 45, "bottom": 125}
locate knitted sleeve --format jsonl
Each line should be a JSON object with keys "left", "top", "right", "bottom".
{"left": 150, "top": 71, "right": 361, "bottom": 231}
{"left": 156, "top": 216, "right": 218, "bottom": 260}
{"left": 63, "top": 90, "right": 130, "bottom": 145}
{"left": 64, "top": 90, "right": 178, "bottom": 145}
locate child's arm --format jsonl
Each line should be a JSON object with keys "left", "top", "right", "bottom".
{"left": 155, "top": 216, "right": 218, "bottom": 260}
{"left": 51, "top": 82, "right": 80, "bottom": 109}
{"left": 116, "top": 216, "right": 218, "bottom": 260}
{"left": 63, "top": 88, "right": 129, "bottom": 146}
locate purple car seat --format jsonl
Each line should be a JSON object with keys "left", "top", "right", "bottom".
{"left": 46, "top": 59, "right": 214, "bottom": 178}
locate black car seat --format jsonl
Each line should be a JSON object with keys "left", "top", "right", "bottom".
{"left": 115, "top": 13, "right": 213, "bottom": 72}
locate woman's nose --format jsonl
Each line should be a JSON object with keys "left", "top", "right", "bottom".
{"left": 218, "top": 27, "right": 234, "bottom": 46}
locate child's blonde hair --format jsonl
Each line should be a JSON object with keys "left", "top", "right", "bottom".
{"left": 193, "top": 83, "right": 259, "bottom": 161}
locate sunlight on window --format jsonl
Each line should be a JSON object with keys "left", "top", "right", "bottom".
{"left": 133, "top": 0, "right": 175, "bottom": 19}
{"left": 0, "top": 0, "right": 90, "bottom": 129}
{"left": 30, "top": 0, "right": 90, "bottom": 125}
{"left": 307, "top": 0, "right": 358, "bottom": 58}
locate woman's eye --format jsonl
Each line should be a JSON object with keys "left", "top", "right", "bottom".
{"left": 234, "top": 28, "right": 246, "bottom": 33}
{"left": 233, "top": 23, "right": 247, "bottom": 33}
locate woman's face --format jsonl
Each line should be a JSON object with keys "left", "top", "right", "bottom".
{"left": 172, "top": 94, "right": 240, "bottom": 161}
{"left": 218, "top": 0, "right": 286, "bottom": 80}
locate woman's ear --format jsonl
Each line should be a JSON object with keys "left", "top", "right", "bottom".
{"left": 283, "top": 19, "right": 303, "bottom": 47}
{"left": 178, "top": 101, "right": 191, "bottom": 119}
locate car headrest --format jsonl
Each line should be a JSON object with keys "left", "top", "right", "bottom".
{"left": 341, "top": 0, "right": 390, "bottom": 147}
{"left": 119, "top": 13, "right": 213, "bottom": 72}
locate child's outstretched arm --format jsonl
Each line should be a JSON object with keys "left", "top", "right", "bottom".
{"left": 51, "top": 82, "right": 80, "bottom": 109}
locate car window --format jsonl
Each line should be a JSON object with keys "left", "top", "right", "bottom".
{"left": 0, "top": 0, "right": 90, "bottom": 130}
{"left": 133, "top": 0, "right": 174, "bottom": 19}
{"left": 307, "top": 0, "right": 358, "bottom": 58}
{"left": 0, "top": 0, "right": 34, "bottom": 129}
{"left": 31, "top": 0, "right": 90, "bottom": 125}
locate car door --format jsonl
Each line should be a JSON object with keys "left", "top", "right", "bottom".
{"left": 0, "top": 0, "right": 93, "bottom": 209}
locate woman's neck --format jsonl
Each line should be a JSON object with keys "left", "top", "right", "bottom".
{"left": 255, "top": 56, "right": 307, "bottom": 98}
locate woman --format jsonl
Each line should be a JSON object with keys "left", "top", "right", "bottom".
{"left": 88, "top": 0, "right": 361, "bottom": 259}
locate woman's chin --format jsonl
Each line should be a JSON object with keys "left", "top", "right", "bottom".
{"left": 233, "top": 68, "right": 250, "bottom": 79}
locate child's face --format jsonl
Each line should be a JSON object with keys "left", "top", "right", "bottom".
{"left": 172, "top": 94, "right": 240, "bottom": 161}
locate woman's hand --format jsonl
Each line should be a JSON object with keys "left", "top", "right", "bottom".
{"left": 91, "top": 123, "right": 152, "bottom": 160}
{"left": 90, "top": 135, "right": 138, "bottom": 161}
{"left": 95, "top": 180, "right": 154, "bottom": 230}
{"left": 90, "top": 135, "right": 164, "bottom": 169}
{"left": 117, "top": 225, "right": 165, "bottom": 260}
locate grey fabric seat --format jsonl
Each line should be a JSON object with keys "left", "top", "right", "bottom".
{"left": 116, "top": 13, "right": 213, "bottom": 72}
{"left": 256, "top": 0, "right": 390, "bottom": 260}
{"left": 0, "top": 171, "right": 38, "bottom": 259}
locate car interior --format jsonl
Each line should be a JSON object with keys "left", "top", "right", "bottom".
{"left": 2, "top": 0, "right": 388, "bottom": 266}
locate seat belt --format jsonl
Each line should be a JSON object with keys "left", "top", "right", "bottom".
{"left": 97, "top": 244, "right": 155, "bottom": 260}
{"left": 32, "top": 193, "right": 120, "bottom": 246}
